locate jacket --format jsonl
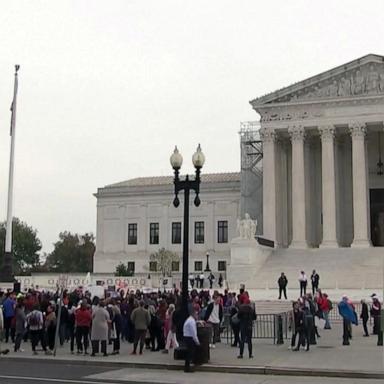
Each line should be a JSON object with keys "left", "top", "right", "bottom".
{"left": 204, "top": 302, "right": 223, "bottom": 323}
{"left": 75, "top": 308, "right": 92, "bottom": 327}
{"left": 237, "top": 303, "right": 257, "bottom": 328}
{"left": 338, "top": 300, "right": 358, "bottom": 325}
{"left": 131, "top": 306, "right": 151, "bottom": 330}
{"left": 360, "top": 302, "right": 369, "bottom": 321}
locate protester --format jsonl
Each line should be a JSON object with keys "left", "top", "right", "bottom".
{"left": 229, "top": 298, "right": 240, "bottom": 347}
{"left": 163, "top": 304, "right": 178, "bottom": 353}
{"left": 290, "top": 301, "right": 301, "bottom": 350}
{"left": 237, "top": 296, "right": 256, "bottom": 358}
{"left": 321, "top": 293, "right": 332, "bottom": 330}
{"left": 360, "top": 299, "right": 369, "bottom": 337}
{"left": 45, "top": 304, "right": 57, "bottom": 352}
{"left": 2, "top": 292, "right": 16, "bottom": 343}
{"left": 130, "top": 300, "right": 151, "bottom": 355}
{"left": 75, "top": 300, "right": 92, "bottom": 354}
{"left": 110, "top": 299, "right": 122, "bottom": 355}
{"left": 370, "top": 294, "right": 381, "bottom": 335}
{"left": 14, "top": 297, "right": 26, "bottom": 352}
{"left": 91, "top": 299, "right": 110, "bottom": 356}
{"left": 67, "top": 302, "right": 76, "bottom": 353}
{"left": 27, "top": 304, "right": 48, "bottom": 355}
{"left": 293, "top": 298, "right": 311, "bottom": 351}
{"left": 204, "top": 294, "right": 223, "bottom": 348}
{"left": 338, "top": 295, "right": 358, "bottom": 345}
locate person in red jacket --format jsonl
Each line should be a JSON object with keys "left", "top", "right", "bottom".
{"left": 74, "top": 300, "right": 92, "bottom": 355}
{"left": 317, "top": 292, "right": 332, "bottom": 330}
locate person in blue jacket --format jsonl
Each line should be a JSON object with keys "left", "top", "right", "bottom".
{"left": 338, "top": 295, "right": 358, "bottom": 345}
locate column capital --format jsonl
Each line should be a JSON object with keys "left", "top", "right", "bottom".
{"left": 319, "top": 125, "right": 335, "bottom": 142}
{"left": 288, "top": 125, "right": 306, "bottom": 142}
{"left": 349, "top": 122, "right": 367, "bottom": 139}
{"left": 260, "top": 127, "right": 276, "bottom": 143}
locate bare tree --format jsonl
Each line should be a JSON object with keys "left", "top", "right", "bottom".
{"left": 150, "top": 248, "right": 180, "bottom": 277}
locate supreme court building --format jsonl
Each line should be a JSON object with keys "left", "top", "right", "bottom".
{"left": 251, "top": 54, "right": 384, "bottom": 249}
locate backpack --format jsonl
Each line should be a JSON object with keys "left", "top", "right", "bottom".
{"left": 28, "top": 311, "right": 40, "bottom": 327}
{"left": 327, "top": 299, "right": 333, "bottom": 311}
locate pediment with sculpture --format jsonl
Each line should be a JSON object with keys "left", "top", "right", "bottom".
{"left": 276, "top": 63, "right": 384, "bottom": 103}
{"left": 250, "top": 54, "right": 384, "bottom": 108}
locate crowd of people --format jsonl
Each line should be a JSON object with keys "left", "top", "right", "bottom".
{"left": 0, "top": 283, "right": 382, "bottom": 372}
{"left": 0, "top": 287, "right": 243, "bottom": 360}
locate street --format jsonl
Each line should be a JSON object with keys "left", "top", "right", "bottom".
{"left": 0, "top": 359, "right": 382, "bottom": 384}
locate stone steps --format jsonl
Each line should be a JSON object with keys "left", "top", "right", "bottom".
{"left": 248, "top": 247, "right": 383, "bottom": 290}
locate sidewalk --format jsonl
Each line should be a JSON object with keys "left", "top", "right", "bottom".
{"left": 1, "top": 325, "right": 383, "bottom": 379}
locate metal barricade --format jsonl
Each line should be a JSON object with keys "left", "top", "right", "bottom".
{"left": 222, "top": 312, "right": 290, "bottom": 344}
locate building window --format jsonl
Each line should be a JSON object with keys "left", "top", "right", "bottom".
{"left": 217, "top": 221, "right": 228, "bottom": 243}
{"left": 127, "top": 262, "right": 135, "bottom": 275}
{"left": 150, "top": 222, "right": 159, "bottom": 244}
{"left": 194, "top": 261, "right": 203, "bottom": 271}
{"left": 194, "top": 221, "right": 204, "bottom": 244}
{"left": 218, "top": 261, "right": 227, "bottom": 271}
{"left": 128, "top": 223, "right": 137, "bottom": 245}
{"left": 149, "top": 261, "right": 157, "bottom": 272}
{"left": 171, "top": 261, "right": 180, "bottom": 272}
{"left": 172, "top": 222, "right": 182, "bottom": 244}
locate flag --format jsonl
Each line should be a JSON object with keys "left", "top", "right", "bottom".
{"left": 9, "top": 65, "right": 19, "bottom": 136}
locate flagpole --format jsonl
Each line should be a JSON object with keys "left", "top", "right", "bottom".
{"left": 1, "top": 65, "right": 20, "bottom": 282}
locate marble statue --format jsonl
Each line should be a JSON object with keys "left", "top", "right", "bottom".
{"left": 338, "top": 77, "right": 352, "bottom": 97}
{"left": 379, "top": 73, "right": 384, "bottom": 92}
{"left": 366, "top": 65, "right": 379, "bottom": 94}
{"left": 236, "top": 213, "right": 257, "bottom": 240}
{"left": 352, "top": 70, "right": 365, "bottom": 95}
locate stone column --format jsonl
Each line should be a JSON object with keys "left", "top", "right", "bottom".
{"left": 260, "top": 127, "right": 277, "bottom": 244}
{"left": 319, "top": 125, "right": 338, "bottom": 247}
{"left": 350, "top": 122, "right": 371, "bottom": 247}
{"left": 288, "top": 125, "right": 307, "bottom": 248}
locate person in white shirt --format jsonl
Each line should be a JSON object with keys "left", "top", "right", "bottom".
{"left": 204, "top": 295, "right": 223, "bottom": 348}
{"left": 299, "top": 271, "right": 308, "bottom": 297}
{"left": 183, "top": 310, "right": 200, "bottom": 372}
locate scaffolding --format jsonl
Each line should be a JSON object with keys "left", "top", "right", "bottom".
{"left": 239, "top": 121, "right": 263, "bottom": 234}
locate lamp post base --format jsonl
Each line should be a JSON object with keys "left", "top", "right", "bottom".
{"left": 0, "top": 251, "right": 14, "bottom": 282}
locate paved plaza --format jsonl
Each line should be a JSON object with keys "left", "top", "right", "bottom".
{"left": 1, "top": 321, "right": 383, "bottom": 380}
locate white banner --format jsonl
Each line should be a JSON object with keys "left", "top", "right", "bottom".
{"left": 15, "top": 274, "right": 149, "bottom": 292}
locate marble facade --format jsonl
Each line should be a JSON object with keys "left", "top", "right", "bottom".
{"left": 93, "top": 173, "right": 240, "bottom": 274}
{"left": 251, "top": 54, "right": 384, "bottom": 248}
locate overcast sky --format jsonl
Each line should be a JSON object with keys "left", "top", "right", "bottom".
{"left": 0, "top": 0, "right": 383, "bottom": 254}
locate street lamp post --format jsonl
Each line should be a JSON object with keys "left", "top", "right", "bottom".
{"left": 204, "top": 252, "right": 211, "bottom": 272}
{"left": 170, "top": 144, "right": 205, "bottom": 321}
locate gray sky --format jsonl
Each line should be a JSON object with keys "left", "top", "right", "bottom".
{"left": 0, "top": 0, "right": 383, "bottom": 254}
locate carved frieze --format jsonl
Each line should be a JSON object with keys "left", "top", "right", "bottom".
{"left": 271, "top": 63, "right": 384, "bottom": 104}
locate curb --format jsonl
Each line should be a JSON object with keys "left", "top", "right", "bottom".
{"left": 2, "top": 355, "right": 384, "bottom": 380}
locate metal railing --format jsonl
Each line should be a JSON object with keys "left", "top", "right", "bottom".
{"left": 222, "top": 312, "right": 289, "bottom": 344}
